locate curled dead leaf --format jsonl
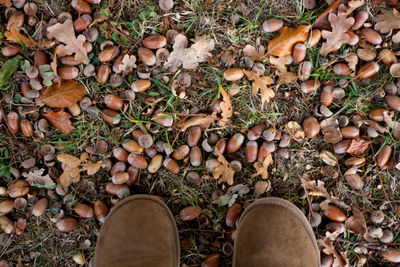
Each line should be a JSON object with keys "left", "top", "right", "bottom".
{"left": 268, "top": 25, "right": 310, "bottom": 57}
{"left": 177, "top": 114, "right": 216, "bottom": 131}
{"left": 346, "top": 137, "right": 371, "bottom": 156}
{"left": 251, "top": 153, "right": 273, "bottom": 180}
{"left": 43, "top": 110, "right": 74, "bottom": 134}
{"left": 219, "top": 86, "right": 233, "bottom": 126}
{"left": 213, "top": 149, "right": 235, "bottom": 185}
{"left": 5, "top": 27, "right": 55, "bottom": 49}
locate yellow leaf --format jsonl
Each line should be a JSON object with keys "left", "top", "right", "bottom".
{"left": 243, "top": 70, "right": 275, "bottom": 104}
{"left": 5, "top": 27, "right": 55, "bottom": 49}
{"left": 268, "top": 25, "right": 310, "bottom": 57}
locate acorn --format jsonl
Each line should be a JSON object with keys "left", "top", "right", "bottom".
{"left": 298, "top": 61, "right": 312, "bottom": 81}
{"left": 292, "top": 43, "right": 306, "bottom": 63}
{"left": 332, "top": 87, "right": 345, "bottom": 99}
{"left": 99, "top": 46, "right": 120, "bottom": 62}
{"left": 322, "top": 205, "right": 346, "bottom": 222}
{"left": 163, "top": 158, "right": 179, "bottom": 173}
{"left": 138, "top": 134, "right": 153, "bottom": 149}
{"left": 190, "top": 146, "right": 202, "bottom": 167}
{"left": 152, "top": 114, "right": 173, "bottom": 126}
{"left": 59, "top": 56, "right": 81, "bottom": 66}
{"left": 380, "top": 49, "right": 398, "bottom": 66}
{"left": 187, "top": 126, "right": 201, "bottom": 147}
{"left": 122, "top": 139, "right": 143, "bottom": 154}
{"left": 126, "top": 166, "right": 139, "bottom": 186}
{"left": 247, "top": 125, "right": 265, "bottom": 140}
{"left": 382, "top": 248, "right": 400, "bottom": 263}
{"left": 306, "top": 29, "right": 321, "bottom": 48}
{"left": 127, "top": 153, "right": 148, "bottom": 169}
{"left": 320, "top": 85, "right": 333, "bottom": 106}
{"left": 361, "top": 28, "right": 382, "bottom": 45}
{"left": 358, "top": 61, "right": 379, "bottom": 78}
{"left": 345, "top": 31, "right": 358, "bottom": 46}
{"left": 357, "top": 48, "right": 376, "bottom": 61}
{"left": 137, "top": 47, "right": 156, "bottom": 65}
{"left": 104, "top": 94, "right": 123, "bottom": 110}
{"left": 56, "top": 218, "right": 78, "bottom": 232}
{"left": 300, "top": 79, "right": 321, "bottom": 94}
{"left": 303, "top": 0, "right": 315, "bottom": 9}
{"left": 84, "top": 27, "right": 99, "bottom": 42}
{"left": 58, "top": 66, "right": 79, "bottom": 80}
{"left": 227, "top": 133, "right": 244, "bottom": 153}
{"left": 74, "top": 203, "right": 94, "bottom": 218}
{"left": 180, "top": 206, "right": 202, "bottom": 221}
{"left": 143, "top": 34, "right": 167, "bottom": 49}
{"left": 303, "top": 117, "right": 320, "bottom": 138}
{"left": 23, "top": 2, "right": 37, "bottom": 15}
{"left": 0, "top": 217, "right": 14, "bottom": 234}
{"left": 201, "top": 254, "right": 221, "bottom": 267}
{"left": 113, "top": 147, "right": 128, "bottom": 162}
{"left": 94, "top": 200, "right": 108, "bottom": 223}
{"left": 262, "top": 19, "right": 283, "bottom": 33}
{"left": 32, "top": 198, "right": 48, "bottom": 217}
{"left": 7, "top": 179, "right": 29, "bottom": 198}
{"left": 110, "top": 162, "right": 126, "bottom": 176}
{"left": 20, "top": 119, "right": 33, "bottom": 137}
{"left": 96, "top": 65, "right": 111, "bottom": 84}
{"left": 71, "top": 0, "right": 92, "bottom": 14}
{"left": 215, "top": 139, "right": 226, "bottom": 155}
{"left": 7, "top": 11, "right": 24, "bottom": 30}
{"left": 83, "top": 41, "right": 92, "bottom": 53}
{"left": 2, "top": 45, "right": 20, "bottom": 57}
{"left": 73, "top": 14, "right": 92, "bottom": 32}
{"left": 223, "top": 68, "right": 244, "bottom": 81}
{"left": 352, "top": 10, "right": 368, "bottom": 30}
{"left": 369, "top": 108, "right": 388, "bottom": 122}
{"left": 344, "top": 172, "right": 364, "bottom": 190}
{"left": 111, "top": 172, "right": 129, "bottom": 184}
{"left": 131, "top": 129, "right": 145, "bottom": 140}
{"left": 226, "top": 203, "right": 242, "bottom": 227}
{"left": 333, "top": 63, "right": 350, "bottom": 76}
{"left": 375, "top": 145, "right": 392, "bottom": 167}
{"left": 172, "top": 145, "right": 190, "bottom": 160}
{"left": 86, "top": 0, "right": 101, "bottom": 3}
{"left": 131, "top": 79, "right": 151, "bottom": 92}
{"left": 6, "top": 112, "right": 19, "bottom": 133}
{"left": 148, "top": 154, "right": 163, "bottom": 173}
{"left": 105, "top": 183, "right": 129, "bottom": 198}
{"left": 102, "top": 109, "right": 120, "bottom": 125}
{"left": 345, "top": 157, "right": 366, "bottom": 168}
{"left": 334, "top": 139, "right": 351, "bottom": 154}
{"left": 0, "top": 200, "right": 14, "bottom": 216}
{"left": 386, "top": 95, "right": 400, "bottom": 111}
{"left": 340, "top": 126, "right": 359, "bottom": 139}
{"left": 245, "top": 141, "right": 258, "bottom": 163}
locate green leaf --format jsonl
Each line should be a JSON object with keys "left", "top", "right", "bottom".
{"left": 43, "top": 79, "right": 53, "bottom": 87}
{"left": 38, "top": 64, "right": 50, "bottom": 73}
{"left": 14, "top": 94, "right": 22, "bottom": 103}
{"left": 0, "top": 55, "right": 21, "bottom": 87}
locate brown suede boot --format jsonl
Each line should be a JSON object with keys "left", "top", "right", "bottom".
{"left": 94, "top": 195, "right": 180, "bottom": 267}
{"left": 233, "top": 197, "right": 320, "bottom": 267}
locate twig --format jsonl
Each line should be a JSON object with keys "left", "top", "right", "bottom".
{"left": 337, "top": 237, "right": 388, "bottom": 251}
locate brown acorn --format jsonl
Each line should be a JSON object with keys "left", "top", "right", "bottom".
{"left": 33, "top": 50, "right": 48, "bottom": 66}
{"left": 127, "top": 153, "right": 148, "bottom": 169}
{"left": 226, "top": 203, "right": 242, "bottom": 227}
{"left": 340, "top": 126, "right": 359, "bottom": 139}
{"left": 172, "top": 145, "right": 190, "bottom": 161}
{"left": 358, "top": 62, "right": 379, "bottom": 78}
{"left": 32, "top": 198, "right": 48, "bottom": 217}
{"left": 131, "top": 129, "right": 145, "bottom": 140}
{"left": 386, "top": 95, "right": 400, "bottom": 111}
{"left": 143, "top": 34, "right": 167, "bottom": 49}
{"left": 227, "top": 133, "right": 244, "bottom": 153}
{"left": 105, "top": 183, "right": 129, "bottom": 198}
{"left": 262, "top": 19, "right": 283, "bottom": 33}
{"left": 352, "top": 10, "right": 368, "bottom": 30}
{"left": 60, "top": 55, "right": 82, "bottom": 66}
{"left": 375, "top": 145, "right": 392, "bottom": 167}
{"left": 111, "top": 172, "right": 129, "bottom": 184}
{"left": 320, "top": 86, "right": 333, "bottom": 106}
{"left": 113, "top": 147, "right": 128, "bottom": 162}
{"left": 306, "top": 29, "right": 321, "bottom": 48}
{"left": 148, "top": 154, "right": 163, "bottom": 173}
{"left": 189, "top": 146, "right": 202, "bottom": 167}
{"left": 223, "top": 68, "right": 244, "bottom": 81}
{"left": 245, "top": 141, "right": 258, "bottom": 163}
{"left": 104, "top": 94, "right": 123, "bottom": 110}
{"left": 180, "top": 206, "right": 202, "bottom": 221}
{"left": 187, "top": 126, "right": 201, "bottom": 147}
{"left": 0, "top": 200, "right": 13, "bottom": 216}
{"left": 20, "top": 119, "right": 33, "bottom": 137}
{"left": 7, "top": 179, "right": 29, "bottom": 198}
{"left": 292, "top": 43, "right": 306, "bottom": 63}
{"left": 131, "top": 79, "right": 151, "bottom": 92}
{"left": 247, "top": 125, "right": 265, "bottom": 140}
{"left": 56, "top": 218, "right": 78, "bottom": 232}
{"left": 58, "top": 66, "right": 79, "bottom": 80}
{"left": 122, "top": 139, "right": 143, "bottom": 154}
{"left": 201, "top": 254, "right": 221, "bottom": 267}
{"left": 137, "top": 47, "right": 156, "bottom": 65}
{"left": 94, "top": 200, "right": 109, "bottom": 223}
{"left": 300, "top": 79, "right": 321, "bottom": 94}
{"left": 73, "top": 14, "right": 92, "bottom": 32}
{"left": 215, "top": 139, "right": 226, "bottom": 155}
{"left": 333, "top": 63, "right": 350, "bottom": 76}
{"left": 96, "top": 65, "right": 111, "bottom": 84}
{"left": 6, "top": 112, "right": 19, "bottom": 133}
{"left": 369, "top": 108, "right": 388, "bottom": 122}
{"left": 99, "top": 46, "right": 120, "bottom": 62}
{"left": 152, "top": 114, "right": 173, "bottom": 126}
{"left": 345, "top": 157, "right": 366, "bottom": 168}
{"left": 163, "top": 158, "right": 179, "bottom": 174}
{"left": 380, "top": 49, "right": 398, "bottom": 66}
{"left": 322, "top": 205, "right": 346, "bottom": 222}
{"left": 102, "top": 109, "right": 120, "bottom": 125}
{"left": 74, "top": 203, "right": 94, "bottom": 218}
{"left": 303, "top": 117, "right": 320, "bottom": 138}
{"left": 334, "top": 139, "right": 352, "bottom": 154}
{"left": 298, "top": 61, "right": 312, "bottom": 81}
{"left": 361, "top": 28, "right": 382, "bottom": 45}
{"left": 345, "top": 173, "right": 364, "bottom": 190}
{"left": 110, "top": 162, "right": 126, "bottom": 176}
{"left": 71, "top": 0, "right": 92, "bottom": 14}
{"left": 381, "top": 248, "right": 400, "bottom": 263}
{"left": 126, "top": 166, "right": 139, "bottom": 186}
{"left": 2, "top": 45, "right": 20, "bottom": 57}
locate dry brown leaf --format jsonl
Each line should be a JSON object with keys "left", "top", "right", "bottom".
{"left": 47, "top": 20, "right": 89, "bottom": 64}
{"left": 243, "top": 70, "right": 275, "bottom": 103}
{"left": 24, "top": 169, "right": 55, "bottom": 187}
{"left": 0, "top": 0, "right": 11, "bottom": 7}
{"left": 345, "top": 52, "right": 358, "bottom": 73}
{"left": 338, "top": 0, "right": 365, "bottom": 17}
{"left": 219, "top": 85, "right": 233, "bottom": 126}
{"left": 243, "top": 45, "right": 266, "bottom": 61}
{"left": 213, "top": 149, "right": 235, "bottom": 185}
{"left": 352, "top": 206, "right": 367, "bottom": 235}
{"left": 346, "top": 137, "right": 371, "bottom": 156}
{"left": 119, "top": 54, "right": 137, "bottom": 75}
{"left": 164, "top": 34, "right": 214, "bottom": 71}
{"left": 40, "top": 80, "right": 86, "bottom": 108}
{"left": 383, "top": 110, "right": 400, "bottom": 140}
{"left": 269, "top": 55, "right": 298, "bottom": 85}
{"left": 5, "top": 27, "right": 55, "bottom": 49}
{"left": 57, "top": 154, "right": 81, "bottom": 168}
{"left": 251, "top": 153, "right": 273, "bottom": 180}
{"left": 318, "top": 238, "right": 348, "bottom": 267}
{"left": 375, "top": 9, "right": 400, "bottom": 33}
{"left": 178, "top": 114, "right": 216, "bottom": 131}
{"left": 43, "top": 110, "right": 74, "bottom": 134}
{"left": 320, "top": 10, "right": 354, "bottom": 57}
{"left": 81, "top": 161, "right": 106, "bottom": 175}
{"left": 268, "top": 25, "right": 310, "bottom": 57}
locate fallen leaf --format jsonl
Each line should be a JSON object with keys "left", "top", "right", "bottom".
{"left": 243, "top": 45, "right": 266, "bottom": 61}
{"left": 5, "top": 27, "right": 55, "bottom": 49}
{"left": 243, "top": 70, "right": 275, "bottom": 103}
{"left": 383, "top": 110, "right": 400, "bottom": 139}
{"left": 0, "top": 0, "right": 11, "bottom": 7}
{"left": 81, "top": 161, "right": 106, "bottom": 175}
{"left": 43, "top": 110, "right": 74, "bottom": 134}
{"left": 40, "top": 80, "right": 86, "bottom": 108}
{"left": 254, "top": 180, "right": 271, "bottom": 194}
{"left": 338, "top": 0, "right": 365, "bottom": 17}
{"left": 318, "top": 238, "right": 347, "bottom": 267}
{"left": 24, "top": 169, "right": 56, "bottom": 187}
{"left": 219, "top": 85, "right": 232, "bottom": 126}
{"left": 268, "top": 25, "right": 310, "bottom": 57}
{"left": 213, "top": 149, "right": 235, "bottom": 185}
{"left": 374, "top": 8, "right": 400, "bottom": 33}
{"left": 178, "top": 114, "right": 216, "bottom": 131}
{"left": 251, "top": 153, "right": 273, "bottom": 180}
{"left": 345, "top": 52, "right": 358, "bottom": 73}
{"left": 118, "top": 54, "right": 137, "bottom": 75}
{"left": 227, "top": 184, "right": 250, "bottom": 196}
{"left": 46, "top": 20, "right": 89, "bottom": 64}
{"left": 60, "top": 167, "right": 81, "bottom": 187}
{"left": 352, "top": 206, "right": 367, "bottom": 235}
{"left": 320, "top": 10, "right": 354, "bottom": 57}
{"left": 269, "top": 55, "right": 298, "bottom": 84}
{"left": 0, "top": 55, "right": 21, "bottom": 87}
{"left": 164, "top": 34, "right": 214, "bottom": 71}
{"left": 346, "top": 137, "right": 371, "bottom": 156}
{"left": 57, "top": 154, "right": 81, "bottom": 168}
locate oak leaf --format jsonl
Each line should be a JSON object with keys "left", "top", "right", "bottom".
{"left": 345, "top": 52, "right": 358, "bottom": 73}
{"left": 118, "top": 54, "right": 137, "bottom": 75}
{"left": 383, "top": 110, "right": 400, "bottom": 139}
{"left": 213, "top": 149, "right": 235, "bottom": 185}
{"left": 268, "top": 25, "right": 310, "bottom": 57}
{"left": 219, "top": 86, "right": 232, "bottom": 126}
{"left": 252, "top": 153, "right": 273, "bottom": 180}
{"left": 40, "top": 80, "right": 86, "bottom": 108}
{"left": 164, "top": 34, "right": 214, "bottom": 72}
{"left": 320, "top": 11, "right": 354, "bottom": 57}
{"left": 0, "top": 0, "right": 11, "bottom": 7}
{"left": 374, "top": 9, "right": 400, "bottom": 33}
{"left": 269, "top": 55, "right": 298, "bottom": 85}
{"left": 177, "top": 114, "right": 216, "bottom": 131}
{"left": 5, "top": 27, "right": 55, "bottom": 49}
{"left": 243, "top": 45, "right": 266, "bottom": 61}
{"left": 43, "top": 110, "right": 74, "bottom": 134}
{"left": 346, "top": 137, "right": 371, "bottom": 156}
{"left": 46, "top": 19, "right": 89, "bottom": 64}
{"left": 243, "top": 70, "right": 275, "bottom": 103}
{"left": 24, "top": 169, "right": 56, "bottom": 187}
